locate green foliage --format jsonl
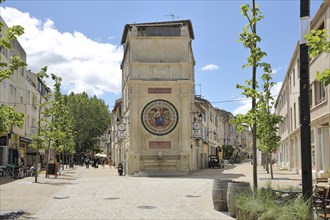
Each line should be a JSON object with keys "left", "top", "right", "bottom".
{"left": 235, "top": 186, "right": 312, "bottom": 220}
{"left": 234, "top": 3, "right": 282, "bottom": 155}
{"left": 316, "top": 69, "right": 330, "bottom": 86}
{"left": 30, "top": 68, "right": 75, "bottom": 158}
{"left": 0, "top": 105, "right": 25, "bottom": 135}
{"left": 256, "top": 72, "right": 283, "bottom": 154}
{"left": 66, "top": 92, "right": 111, "bottom": 152}
{"left": 0, "top": 13, "right": 26, "bottom": 134}
{"left": 222, "top": 145, "right": 234, "bottom": 159}
{"left": 239, "top": 3, "right": 266, "bottom": 69}
{"left": 305, "top": 29, "right": 330, "bottom": 86}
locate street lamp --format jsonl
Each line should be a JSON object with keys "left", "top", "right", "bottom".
{"left": 193, "top": 112, "right": 203, "bottom": 122}
{"left": 299, "top": 0, "right": 312, "bottom": 200}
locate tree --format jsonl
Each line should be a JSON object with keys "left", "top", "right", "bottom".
{"left": 66, "top": 92, "right": 111, "bottom": 153}
{"left": 30, "top": 68, "right": 75, "bottom": 182}
{"left": 0, "top": 10, "right": 26, "bottom": 135}
{"left": 305, "top": 29, "right": 330, "bottom": 86}
{"left": 235, "top": 2, "right": 265, "bottom": 191}
{"left": 256, "top": 71, "right": 283, "bottom": 179}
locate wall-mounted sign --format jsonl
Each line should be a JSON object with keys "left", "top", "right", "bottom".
{"left": 149, "top": 141, "right": 171, "bottom": 149}
{"left": 141, "top": 99, "right": 178, "bottom": 136}
{"left": 117, "top": 123, "right": 126, "bottom": 139}
{"left": 192, "top": 122, "right": 202, "bottom": 139}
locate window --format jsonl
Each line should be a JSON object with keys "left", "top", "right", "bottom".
{"left": 2, "top": 79, "right": 6, "bottom": 88}
{"left": 27, "top": 91, "right": 30, "bottom": 104}
{"left": 20, "top": 89, "right": 23, "bottom": 103}
{"left": 290, "top": 108, "right": 293, "bottom": 132}
{"left": 315, "top": 81, "right": 326, "bottom": 104}
{"left": 297, "top": 59, "right": 300, "bottom": 79}
{"left": 32, "top": 95, "right": 37, "bottom": 109}
{"left": 31, "top": 118, "right": 36, "bottom": 128}
{"left": 26, "top": 115, "right": 30, "bottom": 128}
{"left": 293, "top": 103, "right": 296, "bottom": 129}
{"left": 309, "top": 89, "right": 313, "bottom": 107}
{"left": 13, "top": 87, "right": 16, "bottom": 103}
{"left": 289, "top": 76, "right": 291, "bottom": 90}
{"left": 10, "top": 84, "right": 14, "bottom": 95}
{"left": 293, "top": 68, "right": 295, "bottom": 87}
{"left": 318, "top": 127, "right": 324, "bottom": 171}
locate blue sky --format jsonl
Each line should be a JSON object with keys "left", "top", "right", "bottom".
{"left": 0, "top": 0, "right": 323, "bottom": 114}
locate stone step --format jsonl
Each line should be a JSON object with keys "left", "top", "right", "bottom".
{"left": 132, "top": 171, "right": 189, "bottom": 177}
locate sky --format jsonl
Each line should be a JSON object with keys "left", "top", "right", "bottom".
{"left": 0, "top": 0, "right": 324, "bottom": 115}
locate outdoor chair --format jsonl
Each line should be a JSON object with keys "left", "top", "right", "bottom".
{"left": 313, "top": 186, "right": 330, "bottom": 219}
{"left": 12, "top": 167, "right": 24, "bottom": 179}
{"left": 0, "top": 166, "right": 8, "bottom": 176}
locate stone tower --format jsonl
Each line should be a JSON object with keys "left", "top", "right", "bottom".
{"left": 120, "top": 20, "right": 195, "bottom": 175}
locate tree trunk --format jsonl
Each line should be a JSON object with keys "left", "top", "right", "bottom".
{"left": 266, "top": 153, "right": 269, "bottom": 173}
{"left": 252, "top": 0, "right": 258, "bottom": 191}
{"left": 270, "top": 153, "right": 274, "bottom": 179}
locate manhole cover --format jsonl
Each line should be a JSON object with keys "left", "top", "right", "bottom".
{"left": 137, "top": 206, "right": 157, "bottom": 209}
{"left": 104, "top": 197, "right": 120, "bottom": 200}
{"left": 53, "top": 196, "right": 69, "bottom": 199}
{"left": 185, "top": 195, "right": 201, "bottom": 198}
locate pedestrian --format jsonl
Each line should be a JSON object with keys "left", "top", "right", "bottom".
{"left": 102, "top": 158, "right": 105, "bottom": 168}
{"left": 58, "top": 160, "right": 62, "bottom": 175}
{"left": 109, "top": 157, "right": 112, "bottom": 169}
{"left": 85, "top": 157, "right": 90, "bottom": 169}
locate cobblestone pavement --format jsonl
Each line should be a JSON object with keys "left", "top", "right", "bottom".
{"left": 0, "top": 160, "right": 302, "bottom": 220}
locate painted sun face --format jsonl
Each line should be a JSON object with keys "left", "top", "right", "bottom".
{"left": 141, "top": 100, "right": 178, "bottom": 136}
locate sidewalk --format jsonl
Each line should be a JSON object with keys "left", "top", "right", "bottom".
{"left": 220, "top": 159, "right": 302, "bottom": 189}
{"left": 0, "top": 161, "right": 302, "bottom": 219}
{"left": 0, "top": 166, "right": 82, "bottom": 219}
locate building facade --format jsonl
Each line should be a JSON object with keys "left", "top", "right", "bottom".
{"left": 275, "top": 1, "right": 330, "bottom": 177}
{"left": 116, "top": 20, "right": 196, "bottom": 175}
{"left": 0, "top": 16, "right": 48, "bottom": 167}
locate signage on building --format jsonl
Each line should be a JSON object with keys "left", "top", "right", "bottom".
{"left": 117, "top": 123, "right": 126, "bottom": 139}
{"left": 192, "top": 122, "right": 202, "bottom": 139}
{"left": 141, "top": 99, "right": 178, "bottom": 136}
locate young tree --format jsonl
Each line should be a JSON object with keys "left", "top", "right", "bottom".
{"left": 256, "top": 71, "right": 283, "bottom": 179}
{"left": 0, "top": 12, "right": 26, "bottom": 135}
{"left": 30, "top": 68, "right": 75, "bottom": 181}
{"left": 235, "top": 2, "right": 265, "bottom": 191}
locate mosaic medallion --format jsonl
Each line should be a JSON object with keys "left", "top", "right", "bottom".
{"left": 141, "top": 100, "right": 178, "bottom": 136}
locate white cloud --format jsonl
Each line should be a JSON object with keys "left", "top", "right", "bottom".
{"left": 232, "top": 98, "right": 251, "bottom": 116}
{"left": 272, "top": 66, "right": 282, "bottom": 75}
{"left": 232, "top": 81, "right": 283, "bottom": 115}
{"left": 201, "top": 64, "right": 219, "bottom": 71}
{"left": 0, "top": 7, "right": 123, "bottom": 96}
{"left": 271, "top": 81, "right": 282, "bottom": 98}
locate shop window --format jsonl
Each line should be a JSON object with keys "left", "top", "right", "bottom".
{"left": 315, "top": 81, "right": 325, "bottom": 104}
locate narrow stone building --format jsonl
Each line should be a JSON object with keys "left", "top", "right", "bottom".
{"left": 117, "top": 20, "right": 195, "bottom": 175}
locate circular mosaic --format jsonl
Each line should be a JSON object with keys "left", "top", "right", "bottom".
{"left": 141, "top": 100, "right": 178, "bottom": 136}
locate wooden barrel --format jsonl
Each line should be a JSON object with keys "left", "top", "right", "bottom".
{"left": 227, "top": 181, "right": 251, "bottom": 217}
{"left": 212, "top": 179, "right": 232, "bottom": 211}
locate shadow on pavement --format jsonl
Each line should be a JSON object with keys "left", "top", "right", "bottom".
{"left": 0, "top": 177, "right": 19, "bottom": 185}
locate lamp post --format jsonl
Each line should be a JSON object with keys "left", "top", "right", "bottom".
{"left": 299, "top": 0, "right": 312, "bottom": 200}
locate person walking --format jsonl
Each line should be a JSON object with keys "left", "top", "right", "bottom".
{"left": 84, "top": 157, "right": 90, "bottom": 169}
{"left": 102, "top": 158, "right": 105, "bottom": 168}
{"left": 109, "top": 157, "right": 112, "bottom": 169}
